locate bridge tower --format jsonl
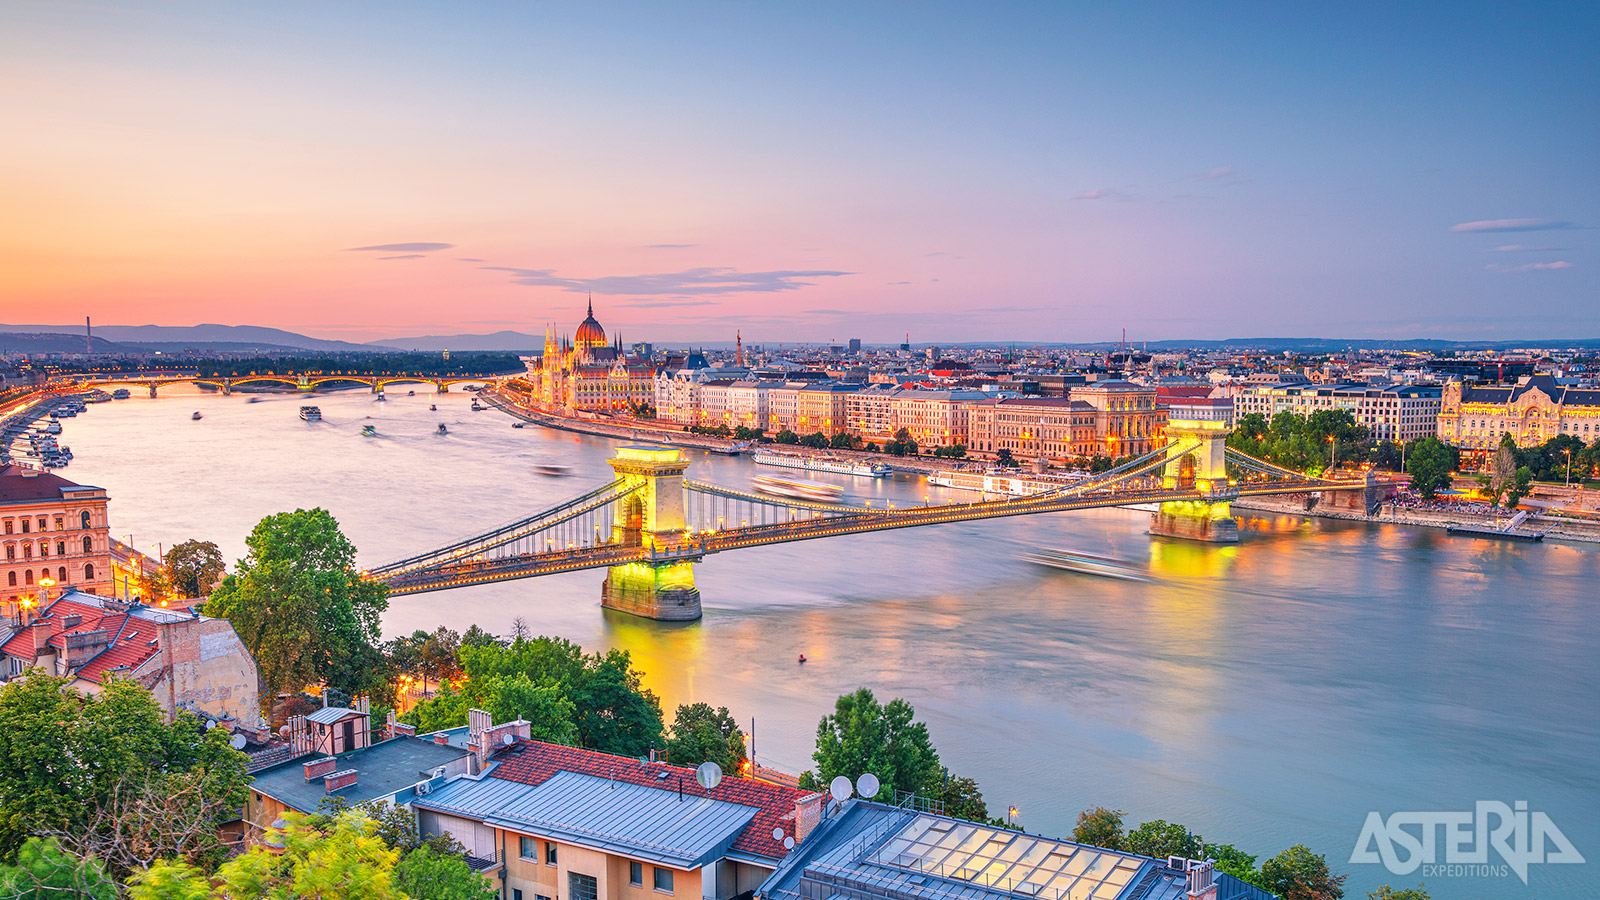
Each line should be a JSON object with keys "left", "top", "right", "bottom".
{"left": 1150, "top": 418, "right": 1239, "bottom": 543}
{"left": 600, "top": 446, "right": 701, "bottom": 621}
{"left": 297, "top": 375, "right": 313, "bottom": 393}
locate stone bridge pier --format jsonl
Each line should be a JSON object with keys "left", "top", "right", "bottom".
{"left": 600, "top": 446, "right": 701, "bottom": 621}
{"left": 1150, "top": 419, "right": 1240, "bottom": 543}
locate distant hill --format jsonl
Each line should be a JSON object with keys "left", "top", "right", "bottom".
{"left": 0, "top": 322, "right": 374, "bottom": 352}
{"left": 367, "top": 330, "right": 543, "bottom": 352}
{"left": 0, "top": 332, "right": 127, "bottom": 354}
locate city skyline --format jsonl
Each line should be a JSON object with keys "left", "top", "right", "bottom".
{"left": 3, "top": 2, "right": 1596, "bottom": 343}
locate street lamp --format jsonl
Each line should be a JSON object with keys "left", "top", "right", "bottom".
{"left": 38, "top": 575, "right": 55, "bottom": 606}
{"left": 1328, "top": 435, "right": 1336, "bottom": 471}
{"left": 1564, "top": 448, "right": 1573, "bottom": 486}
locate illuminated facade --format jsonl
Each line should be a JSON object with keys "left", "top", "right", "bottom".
{"left": 1437, "top": 375, "right": 1600, "bottom": 452}
{"left": 1, "top": 464, "right": 114, "bottom": 615}
{"left": 968, "top": 398, "right": 1096, "bottom": 462}
{"left": 1070, "top": 381, "right": 1166, "bottom": 457}
{"left": 524, "top": 301, "right": 656, "bottom": 412}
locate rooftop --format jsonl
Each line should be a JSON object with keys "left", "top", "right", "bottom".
{"left": 415, "top": 770, "right": 759, "bottom": 869}
{"left": 249, "top": 735, "right": 471, "bottom": 814}
{"left": 0, "top": 463, "right": 106, "bottom": 504}
{"left": 488, "top": 740, "right": 813, "bottom": 861}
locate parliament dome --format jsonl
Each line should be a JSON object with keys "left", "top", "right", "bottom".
{"left": 574, "top": 299, "right": 606, "bottom": 351}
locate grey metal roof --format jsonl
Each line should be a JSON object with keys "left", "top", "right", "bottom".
{"left": 306, "top": 706, "right": 364, "bottom": 725}
{"left": 758, "top": 802, "right": 1235, "bottom": 900}
{"left": 249, "top": 736, "right": 470, "bottom": 814}
{"left": 415, "top": 770, "right": 759, "bottom": 869}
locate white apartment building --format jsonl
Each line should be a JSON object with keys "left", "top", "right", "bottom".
{"left": 1236, "top": 383, "right": 1442, "bottom": 442}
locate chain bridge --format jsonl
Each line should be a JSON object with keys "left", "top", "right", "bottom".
{"left": 368, "top": 420, "right": 1378, "bottom": 620}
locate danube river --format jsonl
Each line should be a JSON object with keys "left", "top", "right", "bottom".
{"left": 61, "top": 387, "right": 1599, "bottom": 898}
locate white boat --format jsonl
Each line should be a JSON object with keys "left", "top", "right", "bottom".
{"left": 299, "top": 406, "right": 322, "bottom": 421}
{"left": 362, "top": 424, "right": 377, "bottom": 437}
{"left": 928, "top": 469, "right": 1089, "bottom": 497}
{"left": 532, "top": 464, "right": 572, "bottom": 476}
{"left": 191, "top": 411, "right": 203, "bottom": 420}
{"left": 752, "top": 451, "right": 891, "bottom": 478}
{"left": 1020, "top": 548, "right": 1152, "bottom": 582}
{"left": 436, "top": 424, "right": 448, "bottom": 435}
{"left": 111, "top": 389, "right": 131, "bottom": 400}
{"left": 43, "top": 421, "right": 62, "bottom": 434}
{"left": 470, "top": 398, "right": 486, "bottom": 411}
{"left": 751, "top": 474, "right": 844, "bottom": 502}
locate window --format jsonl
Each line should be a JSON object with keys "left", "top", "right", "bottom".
{"left": 545, "top": 841, "right": 557, "bottom": 866}
{"left": 6, "top": 572, "right": 13, "bottom": 587}
{"left": 3, "top": 520, "right": 10, "bottom": 534}
{"left": 55, "top": 542, "right": 64, "bottom": 556}
{"left": 514, "top": 892, "right": 524, "bottom": 900}
{"left": 84, "top": 563, "right": 94, "bottom": 580}
{"left": 83, "top": 536, "right": 92, "bottom": 554}
{"left": 569, "top": 873, "right": 598, "bottom": 900}
{"left": 36, "top": 518, "right": 45, "bottom": 532}
{"left": 54, "top": 517, "right": 63, "bottom": 530}
{"left": 58, "top": 567, "right": 66, "bottom": 583}
{"left": 652, "top": 868, "right": 674, "bottom": 893}
{"left": 20, "top": 520, "right": 27, "bottom": 534}
{"left": 24, "top": 570, "right": 32, "bottom": 585}
{"left": 630, "top": 861, "right": 643, "bottom": 886}
{"left": 81, "top": 511, "right": 91, "bottom": 529}
{"left": 519, "top": 836, "right": 537, "bottom": 860}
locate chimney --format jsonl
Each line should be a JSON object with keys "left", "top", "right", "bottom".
{"left": 392, "top": 723, "right": 416, "bottom": 737}
{"left": 1185, "top": 860, "right": 1217, "bottom": 900}
{"left": 32, "top": 621, "right": 53, "bottom": 656}
{"left": 303, "top": 757, "right": 339, "bottom": 782}
{"left": 793, "top": 792, "right": 826, "bottom": 843}
{"left": 433, "top": 733, "right": 450, "bottom": 745}
{"left": 324, "top": 769, "right": 358, "bottom": 793}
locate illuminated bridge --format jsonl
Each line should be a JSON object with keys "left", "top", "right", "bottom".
{"left": 65, "top": 372, "right": 500, "bottom": 397}
{"left": 369, "top": 422, "right": 1375, "bottom": 620}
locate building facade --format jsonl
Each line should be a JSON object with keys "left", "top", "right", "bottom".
{"left": 1236, "top": 383, "right": 1441, "bottom": 443}
{"left": 524, "top": 302, "right": 656, "bottom": 413}
{"left": 1070, "top": 381, "right": 1166, "bottom": 458}
{"left": 1, "top": 464, "right": 114, "bottom": 611}
{"left": 1437, "top": 375, "right": 1600, "bottom": 452}
{"left": 967, "top": 398, "right": 1097, "bottom": 462}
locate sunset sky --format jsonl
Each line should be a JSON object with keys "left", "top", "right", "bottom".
{"left": 2, "top": 2, "right": 1595, "bottom": 343}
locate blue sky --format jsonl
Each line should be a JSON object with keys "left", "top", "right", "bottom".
{"left": 2, "top": 1, "right": 1595, "bottom": 341}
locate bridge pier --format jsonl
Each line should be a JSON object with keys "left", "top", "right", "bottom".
{"left": 220, "top": 381, "right": 231, "bottom": 396}
{"left": 600, "top": 446, "right": 702, "bottom": 621}
{"left": 147, "top": 384, "right": 158, "bottom": 399}
{"left": 436, "top": 382, "right": 450, "bottom": 393}
{"left": 1150, "top": 419, "right": 1239, "bottom": 543}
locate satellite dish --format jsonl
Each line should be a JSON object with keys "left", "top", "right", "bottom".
{"left": 829, "top": 775, "right": 853, "bottom": 803}
{"left": 204, "top": 720, "right": 217, "bottom": 730}
{"left": 431, "top": 766, "right": 447, "bottom": 778}
{"left": 784, "top": 836, "right": 795, "bottom": 850}
{"left": 772, "top": 827, "right": 785, "bottom": 842}
{"left": 696, "top": 761, "right": 724, "bottom": 790}
{"left": 229, "top": 734, "right": 247, "bottom": 750}
{"left": 501, "top": 733, "right": 515, "bottom": 747}
{"left": 856, "top": 773, "right": 881, "bottom": 799}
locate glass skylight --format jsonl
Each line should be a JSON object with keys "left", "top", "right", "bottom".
{"left": 869, "top": 815, "right": 1144, "bottom": 900}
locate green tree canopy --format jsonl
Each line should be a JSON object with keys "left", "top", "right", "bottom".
{"left": 810, "top": 688, "right": 939, "bottom": 802}
{"left": 163, "top": 539, "right": 226, "bottom": 598}
{"left": 1403, "top": 437, "right": 1457, "bottom": 499}
{"left": 206, "top": 508, "right": 390, "bottom": 711}
{"left": 400, "top": 636, "right": 662, "bottom": 757}
{"left": 1259, "top": 844, "right": 1347, "bottom": 900}
{"left": 395, "top": 846, "right": 498, "bottom": 900}
{"left": 0, "top": 676, "right": 250, "bottom": 871}
{"left": 665, "top": 703, "right": 748, "bottom": 772}
{"left": 0, "top": 838, "right": 116, "bottom": 900}
{"left": 1124, "top": 820, "right": 1203, "bottom": 860}
{"left": 1366, "top": 885, "right": 1429, "bottom": 900}
{"left": 1072, "top": 807, "right": 1125, "bottom": 851}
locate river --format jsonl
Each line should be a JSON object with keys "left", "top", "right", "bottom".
{"left": 55, "top": 386, "right": 1599, "bottom": 898}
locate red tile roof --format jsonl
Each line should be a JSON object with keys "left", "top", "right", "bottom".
{"left": 0, "top": 596, "right": 158, "bottom": 680}
{"left": 490, "top": 740, "right": 813, "bottom": 860}
{"left": 0, "top": 464, "right": 90, "bottom": 503}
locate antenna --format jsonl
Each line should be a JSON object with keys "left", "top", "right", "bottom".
{"left": 829, "top": 775, "right": 853, "bottom": 803}
{"left": 856, "top": 773, "right": 880, "bottom": 799}
{"left": 695, "top": 761, "right": 723, "bottom": 790}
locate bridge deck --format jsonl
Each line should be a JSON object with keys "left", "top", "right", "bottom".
{"left": 380, "top": 478, "right": 1360, "bottom": 596}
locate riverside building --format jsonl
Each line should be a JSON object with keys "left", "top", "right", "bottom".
{"left": 1236, "top": 383, "right": 1441, "bottom": 443}
{"left": 1437, "top": 374, "right": 1600, "bottom": 452}
{"left": 1, "top": 463, "right": 114, "bottom": 610}
{"left": 524, "top": 301, "right": 657, "bottom": 413}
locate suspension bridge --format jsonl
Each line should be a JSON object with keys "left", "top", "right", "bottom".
{"left": 366, "top": 419, "right": 1379, "bottom": 620}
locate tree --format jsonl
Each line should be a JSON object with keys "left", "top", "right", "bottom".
{"left": 1208, "top": 843, "right": 1262, "bottom": 887}
{"left": 665, "top": 704, "right": 747, "bottom": 772}
{"left": 206, "top": 508, "right": 390, "bottom": 713}
{"left": 1124, "top": 820, "right": 1203, "bottom": 860}
{"left": 995, "top": 447, "right": 1019, "bottom": 467}
{"left": 395, "top": 846, "right": 498, "bottom": 900}
{"left": 1072, "top": 806, "right": 1125, "bottom": 851}
{"left": 486, "top": 675, "right": 580, "bottom": 745}
{"left": 129, "top": 812, "right": 407, "bottom": 900}
{"left": 811, "top": 688, "right": 939, "bottom": 801}
{"left": 1488, "top": 433, "right": 1518, "bottom": 500}
{"left": 163, "top": 540, "right": 226, "bottom": 598}
{"left": 0, "top": 838, "right": 117, "bottom": 900}
{"left": 0, "top": 675, "right": 250, "bottom": 871}
{"left": 1504, "top": 465, "right": 1534, "bottom": 509}
{"left": 830, "top": 432, "right": 864, "bottom": 451}
{"left": 1259, "top": 844, "right": 1347, "bottom": 900}
{"left": 884, "top": 428, "right": 919, "bottom": 457}
{"left": 932, "top": 445, "right": 966, "bottom": 459}
{"left": 1366, "top": 885, "right": 1429, "bottom": 900}
{"left": 774, "top": 429, "right": 800, "bottom": 445}
{"left": 800, "top": 431, "right": 830, "bottom": 449}
{"left": 461, "top": 624, "right": 505, "bottom": 650}
{"left": 1403, "top": 438, "right": 1456, "bottom": 499}
{"left": 928, "top": 774, "right": 988, "bottom": 823}
{"left": 421, "top": 627, "right": 463, "bottom": 694}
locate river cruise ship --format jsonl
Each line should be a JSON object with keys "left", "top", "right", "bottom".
{"left": 751, "top": 451, "right": 891, "bottom": 478}
{"left": 299, "top": 406, "right": 322, "bottom": 421}
{"left": 927, "top": 468, "right": 1088, "bottom": 496}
